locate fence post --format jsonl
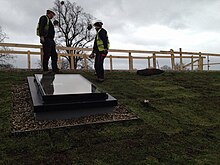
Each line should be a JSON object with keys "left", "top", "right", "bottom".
{"left": 198, "top": 52, "right": 203, "bottom": 71}
{"left": 109, "top": 55, "right": 113, "bottom": 71}
{"left": 57, "top": 48, "right": 61, "bottom": 69}
{"left": 207, "top": 55, "right": 210, "bottom": 71}
{"left": 128, "top": 52, "right": 133, "bottom": 71}
{"left": 58, "top": 53, "right": 61, "bottom": 69}
{"left": 27, "top": 50, "right": 31, "bottom": 70}
{"left": 70, "top": 50, "right": 74, "bottom": 70}
{"left": 191, "top": 56, "right": 194, "bottom": 70}
{"left": 153, "top": 53, "right": 156, "bottom": 69}
{"left": 148, "top": 56, "right": 151, "bottom": 68}
{"left": 201, "top": 56, "right": 204, "bottom": 71}
{"left": 40, "top": 48, "right": 43, "bottom": 69}
{"left": 179, "top": 48, "right": 183, "bottom": 70}
{"left": 170, "top": 49, "right": 175, "bottom": 70}
{"left": 84, "top": 54, "right": 88, "bottom": 70}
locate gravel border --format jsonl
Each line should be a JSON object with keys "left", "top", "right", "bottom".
{"left": 11, "top": 83, "right": 139, "bottom": 133}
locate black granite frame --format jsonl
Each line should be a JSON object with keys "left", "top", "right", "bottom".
{"left": 27, "top": 74, "right": 118, "bottom": 120}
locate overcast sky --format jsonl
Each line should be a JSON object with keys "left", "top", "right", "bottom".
{"left": 1, "top": 0, "right": 220, "bottom": 53}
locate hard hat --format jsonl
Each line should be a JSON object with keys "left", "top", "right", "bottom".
{"left": 93, "top": 21, "right": 103, "bottom": 27}
{"left": 47, "top": 9, "right": 56, "bottom": 15}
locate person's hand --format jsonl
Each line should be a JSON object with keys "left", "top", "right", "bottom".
{"left": 40, "top": 36, "right": 45, "bottom": 44}
{"left": 89, "top": 53, "right": 95, "bottom": 59}
{"left": 103, "top": 49, "right": 108, "bottom": 55}
{"left": 101, "top": 49, "right": 108, "bottom": 57}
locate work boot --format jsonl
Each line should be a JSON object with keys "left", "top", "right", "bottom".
{"left": 97, "top": 78, "right": 104, "bottom": 82}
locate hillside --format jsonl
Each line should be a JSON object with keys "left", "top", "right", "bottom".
{"left": 0, "top": 70, "right": 220, "bottom": 164}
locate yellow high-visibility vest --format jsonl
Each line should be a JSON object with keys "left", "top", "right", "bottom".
{"left": 96, "top": 29, "right": 110, "bottom": 51}
{"left": 36, "top": 16, "right": 50, "bottom": 36}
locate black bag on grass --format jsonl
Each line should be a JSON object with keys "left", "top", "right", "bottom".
{"left": 137, "top": 68, "right": 164, "bottom": 76}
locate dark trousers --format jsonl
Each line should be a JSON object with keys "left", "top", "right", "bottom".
{"left": 42, "top": 38, "right": 58, "bottom": 72}
{"left": 95, "top": 51, "right": 106, "bottom": 79}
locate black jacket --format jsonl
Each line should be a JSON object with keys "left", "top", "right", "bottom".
{"left": 38, "top": 15, "right": 55, "bottom": 39}
{"left": 93, "top": 28, "right": 109, "bottom": 52}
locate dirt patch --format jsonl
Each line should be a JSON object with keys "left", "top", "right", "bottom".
{"left": 11, "top": 83, "right": 139, "bottom": 133}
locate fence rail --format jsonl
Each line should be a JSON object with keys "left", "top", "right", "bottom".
{"left": 1, "top": 42, "right": 220, "bottom": 71}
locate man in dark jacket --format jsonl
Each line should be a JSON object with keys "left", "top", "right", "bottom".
{"left": 38, "top": 9, "right": 59, "bottom": 73}
{"left": 90, "top": 21, "right": 110, "bottom": 82}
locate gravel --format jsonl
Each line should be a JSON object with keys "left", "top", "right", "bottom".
{"left": 11, "top": 83, "right": 139, "bottom": 133}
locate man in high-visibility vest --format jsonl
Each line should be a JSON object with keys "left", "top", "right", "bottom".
{"left": 37, "top": 9, "right": 59, "bottom": 74}
{"left": 90, "top": 21, "right": 110, "bottom": 82}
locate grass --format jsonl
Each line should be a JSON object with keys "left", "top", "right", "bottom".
{"left": 0, "top": 69, "right": 220, "bottom": 165}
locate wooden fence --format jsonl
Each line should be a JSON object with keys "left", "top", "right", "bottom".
{"left": 1, "top": 42, "right": 220, "bottom": 71}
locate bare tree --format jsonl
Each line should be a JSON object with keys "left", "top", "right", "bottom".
{"left": 0, "top": 26, "right": 14, "bottom": 68}
{"left": 52, "top": 0, "right": 96, "bottom": 69}
{"left": 0, "top": 26, "right": 7, "bottom": 43}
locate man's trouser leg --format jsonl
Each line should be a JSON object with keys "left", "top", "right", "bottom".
{"left": 42, "top": 38, "right": 51, "bottom": 71}
{"left": 50, "top": 39, "right": 59, "bottom": 72}
{"left": 95, "top": 52, "right": 105, "bottom": 79}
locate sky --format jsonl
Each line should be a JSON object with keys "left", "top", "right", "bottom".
{"left": 1, "top": 0, "right": 220, "bottom": 53}
{"left": 1, "top": 0, "right": 220, "bottom": 70}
